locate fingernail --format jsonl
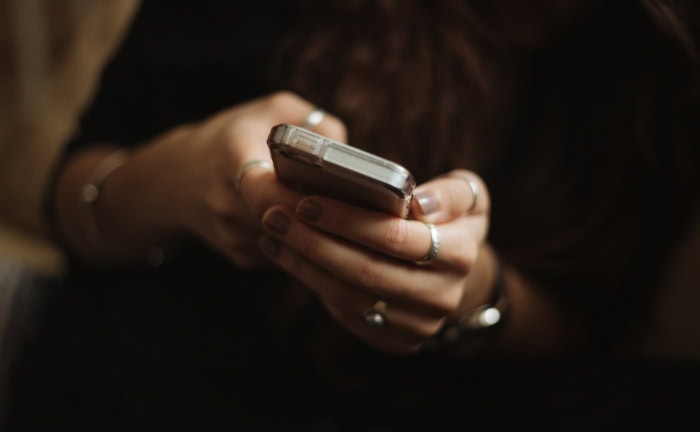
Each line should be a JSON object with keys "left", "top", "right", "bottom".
{"left": 259, "top": 235, "right": 282, "bottom": 257}
{"left": 413, "top": 190, "right": 439, "bottom": 216}
{"left": 263, "top": 211, "right": 291, "bottom": 235}
{"left": 297, "top": 199, "right": 322, "bottom": 223}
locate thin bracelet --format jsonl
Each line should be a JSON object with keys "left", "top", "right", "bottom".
{"left": 80, "top": 149, "right": 129, "bottom": 243}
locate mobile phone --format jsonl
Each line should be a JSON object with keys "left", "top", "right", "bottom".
{"left": 267, "top": 124, "right": 415, "bottom": 218}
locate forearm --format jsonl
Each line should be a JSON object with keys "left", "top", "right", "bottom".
{"left": 52, "top": 145, "right": 184, "bottom": 265}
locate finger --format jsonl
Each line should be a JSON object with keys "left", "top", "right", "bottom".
{"left": 229, "top": 92, "right": 347, "bottom": 211}
{"left": 253, "top": 92, "right": 347, "bottom": 142}
{"left": 257, "top": 234, "right": 445, "bottom": 353}
{"left": 253, "top": 91, "right": 347, "bottom": 142}
{"left": 258, "top": 234, "right": 377, "bottom": 311}
{"left": 410, "top": 169, "right": 490, "bottom": 224}
{"left": 323, "top": 302, "right": 426, "bottom": 355}
{"left": 445, "top": 170, "right": 490, "bottom": 214}
{"left": 321, "top": 288, "right": 446, "bottom": 343}
{"left": 300, "top": 110, "right": 348, "bottom": 143}
{"left": 261, "top": 206, "right": 463, "bottom": 312}
{"left": 258, "top": 233, "right": 448, "bottom": 337}
{"left": 295, "top": 196, "right": 487, "bottom": 271}
{"left": 235, "top": 164, "right": 305, "bottom": 217}
{"left": 211, "top": 91, "right": 347, "bottom": 167}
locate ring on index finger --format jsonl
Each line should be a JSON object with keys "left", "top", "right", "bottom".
{"left": 301, "top": 108, "right": 325, "bottom": 129}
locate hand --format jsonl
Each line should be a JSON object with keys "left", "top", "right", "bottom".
{"left": 258, "top": 169, "right": 491, "bottom": 353}
{"left": 127, "top": 91, "right": 346, "bottom": 268}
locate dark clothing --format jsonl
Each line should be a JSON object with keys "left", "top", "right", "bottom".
{"left": 4, "top": 1, "right": 700, "bottom": 430}
{"left": 8, "top": 1, "right": 455, "bottom": 429}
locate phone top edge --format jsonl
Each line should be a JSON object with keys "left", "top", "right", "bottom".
{"left": 268, "top": 123, "right": 416, "bottom": 193}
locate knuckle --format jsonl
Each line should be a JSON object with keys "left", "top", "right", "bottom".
{"left": 297, "top": 233, "right": 321, "bottom": 257}
{"left": 267, "top": 91, "right": 298, "bottom": 109}
{"left": 451, "top": 255, "right": 473, "bottom": 274}
{"left": 427, "top": 318, "right": 448, "bottom": 338}
{"left": 354, "top": 258, "right": 385, "bottom": 290}
{"left": 383, "top": 219, "right": 410, "bottom": 252}
{"left": 452, "top": 241, "right": 478, "bottom": 273}
{"left": 321, "top": 116, "right": 348, "bottom": 141}
{"left": 245, "top": 192, "right": 267, "bottom": 215}
{"left": 207, "top": 193, "right": 234, "bottom": 219}
{"left": 412, "top": 319, "right": 445, "bottom": 340}
{"left": 221, "top": 123, "right": 244, "bottom": 150}
{"left": 430, "top": 288, "right": 463, "bottom": 315}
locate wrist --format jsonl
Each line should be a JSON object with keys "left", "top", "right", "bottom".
{"left": 423, "top": 243, "right": 510, "bottom": 353}
{"left": 79, "top": 148, "right": 129, "bottom": 244}
{"left": 95, "top": 145, "right": 187, "bottom": 261}
{"left": 443, "top": 250, "right": 509, "bottom": 341}
{"left": 55, "top": 146, "right": 182, "bottom": 266}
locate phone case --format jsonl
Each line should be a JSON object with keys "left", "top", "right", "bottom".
{"left": 267, "top": 124, "right": 415, "bottom": 218}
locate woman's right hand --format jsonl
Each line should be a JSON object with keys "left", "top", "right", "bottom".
{"left": 55, "top": 91, "right": 346, "bottom": 268}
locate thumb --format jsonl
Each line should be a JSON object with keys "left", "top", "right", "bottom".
{"left": 410, "top": 169, "right": 490, "bottom": 224}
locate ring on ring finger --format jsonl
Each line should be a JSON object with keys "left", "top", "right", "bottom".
{"left": 362, "top": 300, "right": 388, "bottom": 327}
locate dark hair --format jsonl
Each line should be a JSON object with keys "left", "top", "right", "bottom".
{"left": 274, "top": 0, "right": 509, "bottom": 181}
{"left": 273, "top": 0, "right": 700, "bottom": 348}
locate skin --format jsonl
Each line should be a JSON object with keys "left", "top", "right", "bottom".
{"left": 258, "top": 172, "right": 494, "bottom": 354}
{"left": 54, "top": 91, "right": 583, "bottom": 356}
{"left": 55, "top": 92, "right": 343, "bottom": 266}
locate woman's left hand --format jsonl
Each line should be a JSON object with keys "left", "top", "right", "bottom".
{"left": 259, "top": 169, "right": 492, "bottom": 354}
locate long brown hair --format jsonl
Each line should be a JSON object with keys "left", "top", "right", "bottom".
{"left": 274, "top": 0, "right": 510, "bottom": 182}
{"left": 273, "top": 0, "right": 700, "bottom": 347}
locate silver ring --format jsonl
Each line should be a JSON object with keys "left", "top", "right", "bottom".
{"left": 415, "top": 223, "right": 440, "bottom": 265}
{"left": 453, "top": 175, "right": 479, "bottom": 213}
{"left": 362, "top": 300, "right": 387, "bottom": 327}
{"left": 301, "top": 108, "right": 325, "bottom": 129}
{"left": 234, "top": 159, "right": 273, "bottom": 192}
